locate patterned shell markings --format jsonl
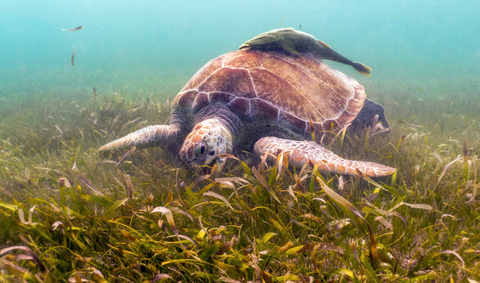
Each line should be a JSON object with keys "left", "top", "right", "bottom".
{"left": 171, "top": 49, "right": 366, "bottom": 135}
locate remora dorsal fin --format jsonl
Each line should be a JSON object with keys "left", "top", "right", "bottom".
{"left": 317, "top": 39, "right": 331, "bottom": 49}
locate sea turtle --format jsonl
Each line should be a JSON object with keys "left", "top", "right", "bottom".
{"left": 99, "top": 49, "right": 395, "bottom": 177}
{"left": 240, "top": 28, "right": 372, "bottom": 76}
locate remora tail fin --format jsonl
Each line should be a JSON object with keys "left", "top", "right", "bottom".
{"left": 352, "top": 62, "right": 372, "bottom": 76}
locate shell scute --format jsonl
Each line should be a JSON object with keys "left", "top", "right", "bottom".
{"left": 277, "top": 110, "right": 308, "bottom": 134}
{"left": 227, "top": 98, "right": 252, "bottom": 122}
{"left": 249, "top": 68, "right": 308, "bottom": 117}
{"left": 250, "top": 99, "right": 278, "bottom": 124}
{"left": 174, "top": 90, "right": 197, "bottom": 109}
{"left": 198, "top": 68, "right": 256, "bottom": 99}
{"left": 192, "top": 92, "right": 210, "bottom": 113}
{"left": 250, "top": 51, "right": 364, "bottom": 130}
{"left": 179, "top": 56, "right": 225, "bottom": 92}
{"left": 223, "top": 50, "right": 264, "bottom": 69}
{"left": 209, "top": 92, "right": 235, "bottom": 104}
{"left": 345, "top": 96, "right": 365, "bottom": 115}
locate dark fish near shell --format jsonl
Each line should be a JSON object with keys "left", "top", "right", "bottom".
{"left": 240, "top": 28, "right": 372, "bottom": 76}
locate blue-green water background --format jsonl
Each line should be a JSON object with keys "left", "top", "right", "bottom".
{"left": 1, "top": 0, "right": 479, "bottom": 98}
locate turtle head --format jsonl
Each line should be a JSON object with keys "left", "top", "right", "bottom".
{"left": 179, "top": 119, "right": 233, "bottom": 168}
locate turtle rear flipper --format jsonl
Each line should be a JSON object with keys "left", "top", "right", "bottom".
{"left": 351, "top": 99, "right": 389, "bottom": 130}
{"left": 254, "top": 137, "right": 395, "bottom": 177}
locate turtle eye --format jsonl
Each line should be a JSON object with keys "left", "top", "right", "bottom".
{"left": 195, "top": 141, "right": 208, "bottom": 157}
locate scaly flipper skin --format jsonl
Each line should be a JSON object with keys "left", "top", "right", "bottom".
{"left": 98, "top": 125, "right": 181, "bottom": 151}
{"left": 254, "top": 137, "right": 395, "bottom": 177}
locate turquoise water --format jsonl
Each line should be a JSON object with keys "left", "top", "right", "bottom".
{"left": 1, "top": 0, "right": 479, "bottom": 98}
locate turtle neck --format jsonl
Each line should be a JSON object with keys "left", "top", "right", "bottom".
{"left": 193, "top": 102, "right": 243, "bottom": 144}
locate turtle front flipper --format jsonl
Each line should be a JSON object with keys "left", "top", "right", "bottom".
{"left": 254, "top": 137, "right": 395, "bottom": 177}
{"left": 99, "top": 124, "right": 182, "bottom": 152}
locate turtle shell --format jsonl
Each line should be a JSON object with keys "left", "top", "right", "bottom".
{"left": 171, "top": 49, "right": 366, "bottom": 135}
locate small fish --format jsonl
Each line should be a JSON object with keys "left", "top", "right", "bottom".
{"left": 419, "top": 89, "right": 423, "bottom": 91}
{"left": 396, "top": 119, "right": 421, "bottom": 128}
{"left": 71, "top": 49, "right": 76, "bottom": 66}
{"left": 62, "top": 26, "right": 83, "bottom": 31}
{"left": 93, "top": 87, "right": 97, "bottom": 102}
{"left": 55, "top": 124, "right": 64, "bottom": 135}
{"left": 279, "top": 18, "right": 284, "bottom": 26}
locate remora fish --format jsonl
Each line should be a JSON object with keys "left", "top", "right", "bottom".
{"left": 239, "top": 28, "right": 372, "bottom": 76}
